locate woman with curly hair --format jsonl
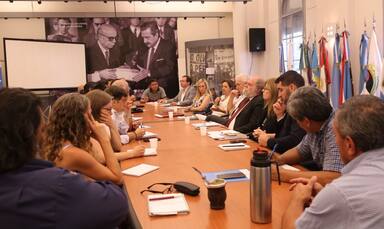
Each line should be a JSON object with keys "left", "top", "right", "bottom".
{"left": 44, "top": 93, "right": 123, "bottom": 185}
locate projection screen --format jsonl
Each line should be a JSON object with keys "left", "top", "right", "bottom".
{"left": 4, "top": 38, "right": 86, "bottom": 90}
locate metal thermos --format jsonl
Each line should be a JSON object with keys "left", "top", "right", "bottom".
{"left": 250, "top": 151, "right": 272, "bottom": 224}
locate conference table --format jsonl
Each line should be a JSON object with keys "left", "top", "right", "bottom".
{"left": 120, "top": 103, "right": 292, "bottom": 229}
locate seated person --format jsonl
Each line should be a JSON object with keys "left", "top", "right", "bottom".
{"left": 87, "top": 89, "right": 145, "bottom": 160}
{"left": 185, "top": 78, "right": 212, "bottom": 114}
{"left": 210, "top": 80, "right": 234, "bottom": 117}
{"left": 273, "top": 87, "right": 343, "bottom": 185}
{"left": 111, "top": 79, "right": 136, "bottom": 101}
{"left": 256, "top": 71, "right": 306, "bottom": 153}
{"left": 226, "top": 74, "right": 247, "bottom": 114}
{"left": 283, "top": 95, "right": 384, "bottom": 229}
{"left": 205, "top": 76, "right": 265, "bottom": 134}
{"left": 141, "top": 79, "right": 167, "bottom": 102}
{"left": 159, "top": 75, "right": 196, "bottom": 106}
{"left": 252, "top": 78, "right": 279, "bottom": 139}
{"left": 44, "top": 93, "right": 123, "bottom": 185}
{"left": 105, "top": 86, "right": 146, "bottom": 145}
{"left": 0, "top": 88, "right": 128, "bottom": 228}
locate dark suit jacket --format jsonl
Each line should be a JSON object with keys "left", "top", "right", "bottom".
{"left": 121, "top": 27, "right": 145, "bottom": 56}
{"left": 159, "top": 25, "right": 176, "bottom": 47}
{"left": 86, "top": 43, "right": 122, "bottom": 75}
{"left": 266, "top": 114, "right": 306, "bottom": 153}
{"left": 233, "top": 95, "right": 265, "bottom": 134}
{"left": 137, "top": 39, "right": 178, "bottom": 97}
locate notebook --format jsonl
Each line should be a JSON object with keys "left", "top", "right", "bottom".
{"left": 147, "top": 193, "right": 190, "bottom": 216}
{"left": 122, "top": 163, "right": 159, "bottom": 176}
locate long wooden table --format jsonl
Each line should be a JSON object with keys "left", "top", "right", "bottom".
{"left": 120, "top": 104, "right": 291, "bottom": 229}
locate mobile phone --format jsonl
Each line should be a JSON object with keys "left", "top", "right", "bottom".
{"left": 143, "top": 137, "right": 161, "bottom": 142}
{"left": 217, "top": 172, "right": 246, "bottom": 180}
{"left": 229, "top": 139, "right": 247, "bottom": 144}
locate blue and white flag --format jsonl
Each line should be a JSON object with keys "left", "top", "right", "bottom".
{"left": 367, "top": 27, "right": 383, "bottom": 98}
{"left": 331, "top": 33, "right": 341, "bottom": 109}
{"left": 340, "top": 31, "right": 354, "bottom": 104}
{"left": 359, "top": 33, "right": 369, "bottom": 94}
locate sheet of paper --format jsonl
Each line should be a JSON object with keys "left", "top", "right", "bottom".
{"left": 143, "top": 131, "right": 157, "bottom": 138}
{"left": 144, "top": 148, "right": 157, "bottom": 156}
{"left": 122, "top": 163, "right": 159, "bottom": 176}
{"left": 281, "top": 164, "right": 300, "bottom": 171}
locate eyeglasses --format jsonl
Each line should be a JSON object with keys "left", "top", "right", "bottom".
{"left": 94, "top": 22, "right": 105, "bottom": 26}
{"left": 140, "top": 183, "right": 174, "bottom": 195}
{"left": 100, "top": 33, "right": 117, "bottom": 42}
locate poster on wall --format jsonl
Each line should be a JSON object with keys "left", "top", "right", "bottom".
{"left": 213, "top": 48, "right": 235, "bottom": 82}
{"left": 44, "top": 17, "right": 179, "bottom": 97}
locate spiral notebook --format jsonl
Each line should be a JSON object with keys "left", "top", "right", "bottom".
{"left": 147, "top": 193, "right": 190, "bottom": 216}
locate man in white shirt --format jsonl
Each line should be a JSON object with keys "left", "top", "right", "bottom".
{"left": 105, "top": 86, "right": 145, "bottom": 144}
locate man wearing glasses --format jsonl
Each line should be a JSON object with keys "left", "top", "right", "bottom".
{"left": 86, "top": 24, "right": 123, "bottom": 82}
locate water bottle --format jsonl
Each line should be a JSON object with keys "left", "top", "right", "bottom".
{"left": 250, "top": 150, "right": 272, "bottom": 224}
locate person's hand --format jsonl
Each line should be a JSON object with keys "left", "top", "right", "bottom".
{"left": 135, "top": 128, "right": 145, "bottom": 139}
{"left": 273, "top": 99, "right": 286, "bottom": 119}
{"left": 230, "top": 89, "right": 240, "bottom": 97}
{"left": 141, "top": 96, "right": 149, "bottom": 103}
{"left": 132, "top": 66, "right": 149, "bottom": 82}
{"left": 99, "top": 69, "right": 117, "bottom": 80}
{"left": 214, "top": 97, "right": 221, "bottom": 105}
{"left": 99, "top": 110, "right": 114, "bottom": 128}
{"left": 171, "top": 101, "right": 177, "bottom": 106}
{"left": 290, "top": 176, "right": 319, "bottom": 205}
{"left": 253, "top": 128, "right": 264, "bottom": 138}
{"left": 258, "top": 132, "right": 270, "bottom": 146}
{"left": 84, "top": 111, "right": 109, "bottom": 143}
{"left": 289, "top": 177, "right": 324, "bottom": 197}
{"left": 133, "top": 145, "right": 146, "bottom": 157}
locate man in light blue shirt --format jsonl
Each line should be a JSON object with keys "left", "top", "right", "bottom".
{"left": 282, "top": 95, "right": 384, "bottom": 229}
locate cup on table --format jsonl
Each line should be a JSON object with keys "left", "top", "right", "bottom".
{"left": 185, "top": 116, "right": 191, "bottom": 124}
{"left": 168, "top": 111, "right": 174, "bottom": 120}
{"left": 149, "top": 138, "right": 158, "bottom": 149}
{"left": 206, "top": 178, "right": 227, "bottom": 210}
{"left": 200, "top": 126, "right": 207, "bottom": 136}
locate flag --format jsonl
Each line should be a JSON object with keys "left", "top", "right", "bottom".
{"left": 318, "top": 36, "right": 331, "bottom": 96}
{"left": 287, "top": 39, "right": 294, "bottom": 70}
{"left": 299, "top": 41, "right": 313, "bottom": 86}
{"left": 310, "top": 41, "right": 321, "bottom": 89}
{"left": 279, "top": 42, "right": 286, "bottom": 74}
{"left": 340, "top": 31, "right": 354, "bottom": 104}
{"left": 359, "top": 33, "right": 370, "bottom": 94}
{"left": 331, "top": 33, "right": 341, "bottom": 109}
{"left": 367, "top": 27, "right": 383, "bottom": 98}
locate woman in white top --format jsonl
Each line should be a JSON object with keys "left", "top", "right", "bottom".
{"left": 211, "top": 79, "right": 234, "bottom": 117}
{"left": 186, "top": 78, "right": 212, "bottom": 114}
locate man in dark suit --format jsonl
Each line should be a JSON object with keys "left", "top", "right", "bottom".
{"left": 86, "top": 24, "right": 123, "bottom": 82}
{"left": 134, "top": 21, "right": 178, "bottom": 98}
{"left": 155, "top": 17, "right": 176, "bottom": 48}
{"left": 121, "top": 17, "right": 145, "bottom": 58}
{"left": 227, "top": 76, "right": 265, "bottom": 134}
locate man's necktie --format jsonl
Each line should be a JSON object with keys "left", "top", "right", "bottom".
{"left": 105, "top": 50, "right": 110, "bottom": 67}
{"left": 225, "top": 97, "right": 250, "bottom": 127}
{"left": 146, "top": 48, "right": 155, "bottom": 69}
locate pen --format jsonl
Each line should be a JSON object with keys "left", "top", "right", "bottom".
{"left": 149, "top": 196, "right": 175, "bottom": 201}
{"left": 268, "top": 144, "right": 278, "bottom": 160}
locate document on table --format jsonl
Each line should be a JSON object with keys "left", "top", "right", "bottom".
{"left": 208, "top": 130, "right": 249, "bottom": 140}
{"left": 143, "top": 131, "right": 157, "bottom": 138}
{"left": 192, "top": 121, "right": 221, "bottom": 129}
{"left": 281, "top": 164, "right": 300, "bottom": 171}
{"left": 218, "top": 143, "right": 250, "bottom": 151}
{"left": 122, "top": 163, "right": 159, "bottom": 176}
{"left": 147, "top": 193, "right": 190, "bottom": 216}
{"left": 144, "top": 148, "right": 157, "bottom": 156}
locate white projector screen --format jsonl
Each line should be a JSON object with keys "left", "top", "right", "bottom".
{"left": 4, "top": 38, "right": 87, "bottom": 90}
